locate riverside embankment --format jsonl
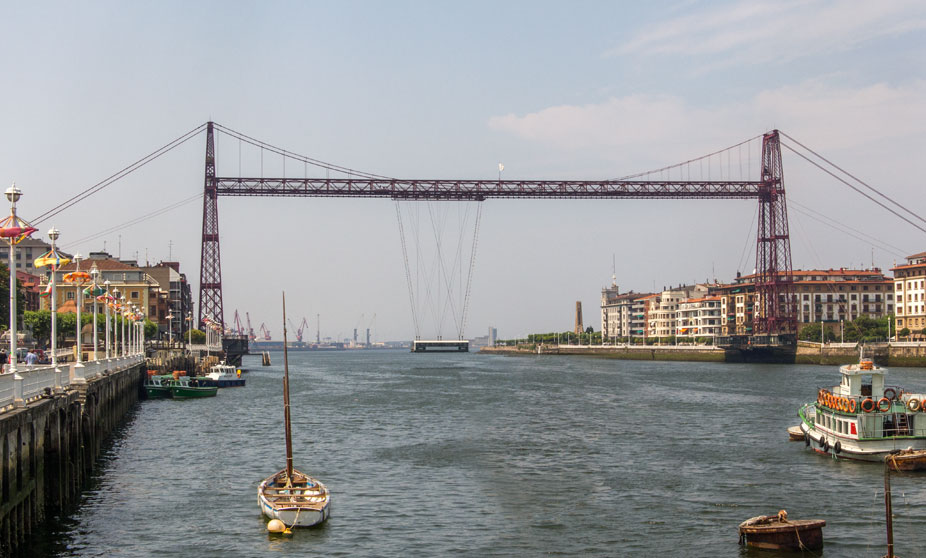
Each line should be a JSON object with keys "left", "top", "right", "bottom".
{"left": 482, "top": 341, "right": 926, "bottom": 366}
{"left": 0, "top": 355, "right": 145, "bottom": 554}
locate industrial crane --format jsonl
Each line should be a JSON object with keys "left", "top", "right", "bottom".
{"left": 287, "top": 318, "right": 308, "bottom": 343}
{"left": 259, "top": 323, "right": 271, "bottom": 341}
{"left": 233, "top": 310, "right": 245, "bottom": 335}
{"left": 246, "top": 312, "right": 256, "bottom": 341}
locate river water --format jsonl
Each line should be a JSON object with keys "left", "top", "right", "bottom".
{"left": 26, "top": 351, "right": 926, "bottom": 557}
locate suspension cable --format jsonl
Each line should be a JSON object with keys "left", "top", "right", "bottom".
{"left": 213, "top": 123, "right": 392, "bottom": 181}
{"left": 394, "top": 201, "right": 420, "bottom": 338}
{"left": 781, "top": 131, "right": 926, "bottom": 225}
{"left": 613, "top": 134, "right": 764, "bottom": 181}
{"left": 781, "top": 142, "right": 926, "bottom": 235}
{"left": 33, "top": 123, "right": 207, "bottom": 225}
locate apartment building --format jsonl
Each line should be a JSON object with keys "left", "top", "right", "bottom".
{"left": 600, "top": 282, "right": 650, "bottom": 343}
{"left": 892, "top": 252, "right": 926, "bottom": 339}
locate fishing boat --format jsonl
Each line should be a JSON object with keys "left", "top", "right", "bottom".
{"left": 168, "top": 376, "right": 218, "bottom": 399}
{"left": 144, "top": 374, "right": 172, "bottom": 399}
{"left": 885, "top": 448, "right": 926, "bottom": 472}
{"left": 798, "top": 355, "right": 926, "bottom": 464}
{"left": 738, "top": 511, "right": 825, "bottom": 551}
{"left": 257, "top": 293, "right": 330, "bottom": 529}
{"left": 200, "top": 362, "right": 246, "bottom": 387}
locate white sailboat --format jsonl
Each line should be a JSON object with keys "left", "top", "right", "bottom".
{"left": 257, "top": 293, "right": 330, "bottom": 528}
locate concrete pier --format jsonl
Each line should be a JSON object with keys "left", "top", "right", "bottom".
{"left": 0, "top": 356, "right": 144, "bottom": 554}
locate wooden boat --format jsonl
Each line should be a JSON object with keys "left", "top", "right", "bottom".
{"left": 257, "top": 293, "right": 330, "bottom": 529}
{"left": 168, "top": 376, "right": 218, "bottom": 399}
{"left": 738, "top": 513, "right": 825, "bottom": 551}
{"left": 885, "top": 448, "right": 926, "bottom": 472}
{"left": 787, "top": 425, "right": 804, "bottom": 441}
{"left": 200, "top": 363, "right": 246, "bottom": 387}
{"left": 798, "top": 354, "right": 926, "bottom": 463}
{"left": 144, "top": 374, "right": 172, "bottom": 399}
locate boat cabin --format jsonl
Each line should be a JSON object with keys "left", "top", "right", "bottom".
{"left": 834, "top": 359, "right": 886, "bottom": 400}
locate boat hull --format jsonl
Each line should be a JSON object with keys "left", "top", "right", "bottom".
{"left": 145, "top": 386, "right": 171, "bottom": 399}
{"left": 885, "top": 449, "right": 926, "bottom": 471}
{"left": 739, "top": 518, "right": 825, "bottom": 551}
{"left": 198, "top": 378, "right": 246, "bottom": 388}
{"left": 799, "top": 419, "right": 926, "bottom": 463}
{"left": 170, "top": 386, "right": 218, "bottom": 398}
{"left": 257, "top": 469, "right": 330, "bottom": 528}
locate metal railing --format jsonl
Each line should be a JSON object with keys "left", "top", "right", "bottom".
{"left": 0, "top": 355, "right": 145, "bottom": 412}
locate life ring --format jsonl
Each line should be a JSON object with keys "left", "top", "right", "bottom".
{"left": 861, "top": 398, "right": 875, "bottom": 413}
{"left": 834, "top": 441, "right": 841, "bottom": 454}
{"left": 847, "top": 399, "right": 857, "bottom": 413}
{"left": 841, "top": 398, "right": 849, "bottom": 412}
{"left": 826, "top": 393, "right": 834, "bottom": 408}
{"left": 908, "top": 398, "right": 921, "bottom": 412}
{"left": 877, "top": 397, "right": 892, "bottom": 412}
{"left": 884, "top": 387, "right": 897, "bottom": 400}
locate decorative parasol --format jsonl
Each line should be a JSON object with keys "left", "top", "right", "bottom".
{"left": 34, "top": 249, "right": 71, "bottom": 270}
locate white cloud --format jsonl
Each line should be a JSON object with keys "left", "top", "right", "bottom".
{"left": 609, "top": 0, "right": 926, "bottom": 68}
{"left": 488, "top": 79, "right": 926, "bottom": 159}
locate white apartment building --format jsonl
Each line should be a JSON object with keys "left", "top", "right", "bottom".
{"left": 892, "top": 252, "right": 926, "bottom": 339}
{"left": 600, "top": 282, "right": 649, "bottom": 343}
{"left": 676, "top": 295, "right": 722, "bottom": 340}
{"left": 647, "top": 284, "right": 711, "bottom": 339}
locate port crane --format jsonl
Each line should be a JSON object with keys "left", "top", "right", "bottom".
{"left": 259, "top": 323, "right": 271, "bottom": 341}
{"left": 246, "top": 312, "right": 256, "bottom": 341}
{"left": 287, "top": 317, "right": 309, "bottom": 342}
{"left": 232, "top": 310, "right": 245, "bottom": 336}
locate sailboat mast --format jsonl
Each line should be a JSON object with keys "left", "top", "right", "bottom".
{"left": 282, "top": 292, "right": 294, "bottom": 481}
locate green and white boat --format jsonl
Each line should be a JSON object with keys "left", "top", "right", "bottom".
{"left": 169, "top": 376, "right": 218, "bottom": 399}
{"left": 798, "top": 356, "right": 926, "bottom": 465}
{"left": 144, "top": 375, "right": 173, "bottom": 399}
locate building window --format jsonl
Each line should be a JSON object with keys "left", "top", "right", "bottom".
{"left": 66, "top": 291, "right": 74, "bottom": 300}
{"left": 131, "top": 291, "right": 139, "bottom": 299}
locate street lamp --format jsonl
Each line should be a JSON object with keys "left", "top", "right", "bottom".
{"left": 33, "top": 227, "right": 69, "bottom": 388}
{"left": 166, "top": 312, "right": 174, "bottom": 345}
{"left": 120, "top": 295, "right": 127, "bottom": 356}
{"left": 0, "top": 183, "right": 38, "bottom": 376}
{"left": 103, "top": 280, "right": 111, "bottom": 358}
{"left": 89, "top": 263, "right": 100, "bottom": 360}
{"left": 112, "top": 288, "right": 120, "bottom": 356}
{"left": 64, "top": 253, "right": 89, "bottom": 368}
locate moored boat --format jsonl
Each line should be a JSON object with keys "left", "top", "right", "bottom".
{"left": 144, "top": 374, "right": 172, "bottom": 399}
{"left": 798, "top": 356, "right": 926, "bottom": 463}
{"left": 257, "top": 293, "right": 330, "bottom": 529}
{"left": 169, "top": 376, "right": 218, "bottom": 399}
{"left": 200, "top": 362, "right": 246, "bottom": 387}
{"left": 885, "top": 448, "right": 926, "bottom": 472}
{"left": 787, "top": 425, "right": 804, "bottom": 441}
{"left": 738, "top": 512, "right": 825, "bottom": 551}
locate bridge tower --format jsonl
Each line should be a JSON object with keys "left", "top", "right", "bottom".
{"left": 754, "top": 130, "right": 796, "bottom": 338}
{"left": 198, "top": 121, "right": 224, "bottom": 329}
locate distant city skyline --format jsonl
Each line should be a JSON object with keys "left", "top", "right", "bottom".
{"left": 2, "top": 1, "right": 924, "bottom": 340}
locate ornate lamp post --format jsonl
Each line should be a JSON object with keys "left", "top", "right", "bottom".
{"left": 64, "top": 254, "right": 90, "bottom": 368}
{"left": 166, "top": 312, "right": 174, "bottom": 345}
{"left": 33, "top": 227, "right": 70, "bottom": 388}
{"left": 112, "top": 288, "right": 120, "bottom": 356}
{"left": 0, "top": 184, "right": 38, "bottom": 375}
{"left": 120, "top": 295, "right": 127, "bottom": 356}
{"left": 103, "top": 280, "right": 111, "bottom": 358}
{"left": 89, "top": 263, "right": 100, "bottom": 360}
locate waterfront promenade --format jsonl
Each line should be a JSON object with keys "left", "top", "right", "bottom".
{"left": 0, "top": 354, "right": 145, "bottom": 553}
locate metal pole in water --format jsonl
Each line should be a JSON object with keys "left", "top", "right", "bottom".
{"left": 884, "top": 461, "right": 894, "bottom": 558}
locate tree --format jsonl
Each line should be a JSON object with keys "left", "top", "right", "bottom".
{"left": 899, "top": 327, "right": 911, "bottom": 338}
{"left": 188, "top": 329, "right": 206, "bottom": 344}
{"left": 0, "top": 262, "right": 28, "bottom": 330}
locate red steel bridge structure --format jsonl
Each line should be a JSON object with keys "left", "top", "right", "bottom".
{"left": 199, "top": 122, "right": 796, "bottom": 345}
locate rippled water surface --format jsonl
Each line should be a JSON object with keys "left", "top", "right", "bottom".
{"left": 28, "top": 351, "right": 926, "bottom": 557}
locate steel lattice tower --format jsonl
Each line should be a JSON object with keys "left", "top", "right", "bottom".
{"left": 198, "top": 122, "right": 223, "bottom": 329}
{"left": 754, "top": 130, "right": 796, "bottom": 338}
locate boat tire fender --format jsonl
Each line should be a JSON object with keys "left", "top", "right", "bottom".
{"left": 805, "top": 433, "right": 810, "bottom": 447}
{"left": 909, "top": 398, "right": 921, "bottom": 412}
{"left": 818, "top": 435, "right": 826, "bottom": 448}
{"left": 823, "top": 440, "right": 830, "bottom": 452}
{"left": 877, "top": 397, "right": 892, "bottom": 412}
{"left": 861, "top": 398, "right": 875, "bottom": 413}
{"left": 834, "top": 441, "right": 841, "bottom": 454}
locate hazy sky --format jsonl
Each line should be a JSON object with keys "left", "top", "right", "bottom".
{"left": 1, "top": 1, "right": 924, "bottom": 341}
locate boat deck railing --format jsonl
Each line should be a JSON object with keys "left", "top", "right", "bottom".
{"left": 0, "top": 355, "right": 145, "bottom": 413}
{"left": 814, "top": 385, "right": 915, "bottom": 415}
